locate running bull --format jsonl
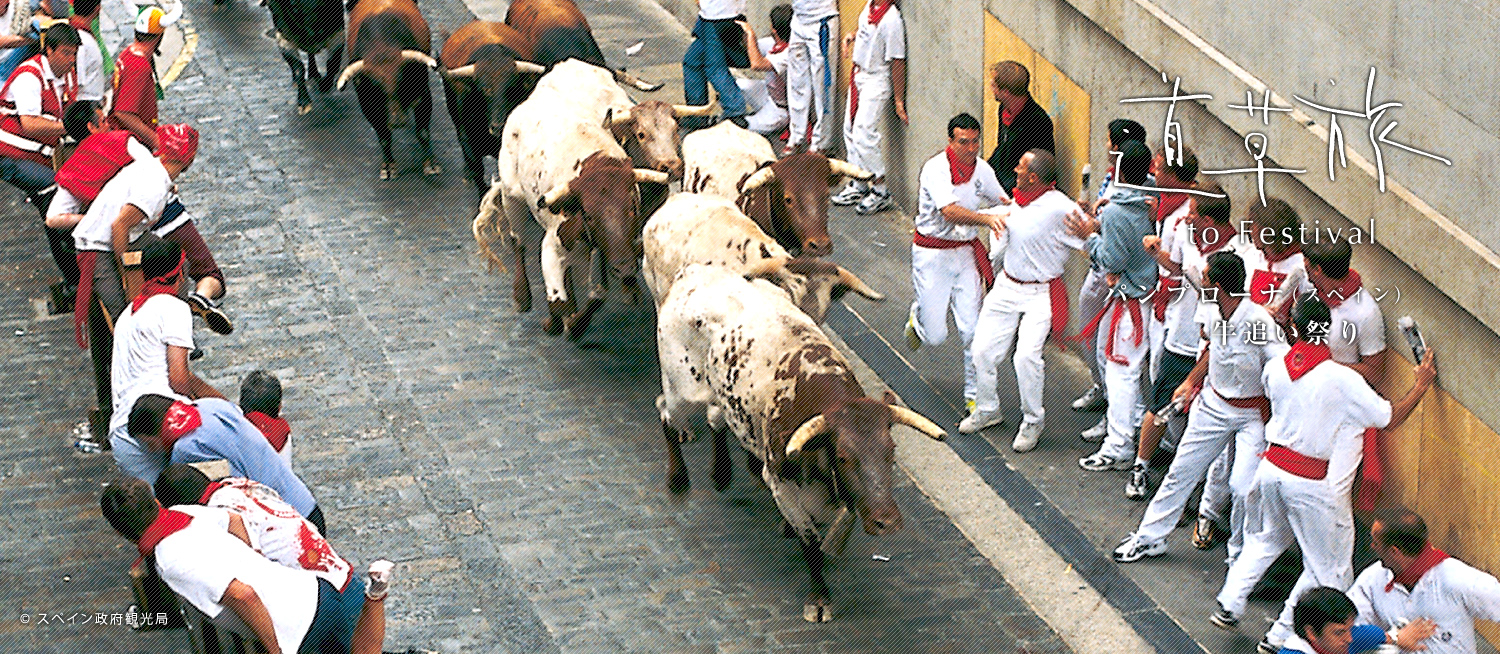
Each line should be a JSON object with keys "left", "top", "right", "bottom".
{"left": 337, "top": 0, "right": 441, "bottom": 179}
{"left": 439, "top": 21, "right": 545, "bottom": 190}
{"left": 266, "top": 0, "right": 345, "bottom": 115}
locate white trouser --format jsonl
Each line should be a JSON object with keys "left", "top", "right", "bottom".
{"left": 1095, "top": 298, "right": 1148, "bottom": 460}
{"left": 1216, "top": 463, "right": 1355, "bottom": 630}
{"left": 842, "top": 70, "right": 889, "bottom": 179}
{"left": 786, "top": 15, "right": 836, "bottom": 151}
{"left": 1077, "top": 268, "right": 1110, "bottom": 388}
{"left": 1200, "top": 444, "right": 1235, "bottom": 560}
{"left": 1135, "top": 391, "right": 1264, "bottom": 546}
{"left": 910, "top": 243, "right": 983, "bottom": 400}
{"left": 971, "top": 275, "right": 1051, "bottom": 424}
{"left": 737, "top": 78, "right": 789, "bottom": 137}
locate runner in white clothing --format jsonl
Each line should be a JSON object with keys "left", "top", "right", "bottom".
{"left": 783, "top": 0, "right": 839, "bottom": 154}
{"left": 1351, "top": 509, "right": 1500, "bottom": 654}
{"left": 903, "top": 113, "right": 1007, "bottom": 406}
{"left": 961, "top": 149, "right": 1084, "bottom": 452}
{"left": 1210, "top": 298, "right": 1436, "bottom": 651}
{"left": 829, "top": 0, "right": 905, "bottom": 215}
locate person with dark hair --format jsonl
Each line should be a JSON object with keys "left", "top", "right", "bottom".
{"left": 1212, "top": 296, "right": 1437, "bottom": 651}
{"left": 241, "top": 370, "right": 292, "bottom": 465}
{"left": 1071, "top": 118, "right": 1149, "bottom": 422}
{"left": 1066, "top": 140, "right": 1158, "bottom": 472}
{"left": 0, "top": 20, "right": 80, "bottom": 311}
{"left": 1114, "top": 250, "right": 1285, "bottom": 563}
{"left": 126, "top": 392, "right": 323, "bottom": 532}
{"left": 109, "top": 6, "right": 167, "bottom": 151}
{"left": 827, "top": 0, "right": 904, "bottom": 215}
{"left": 962, "top": 149, "right": 1085, "bottom": 452}
{"left": 1349, "top": 509, "right": 1500, "bottom": 654}
{"left": 155, "top": 464, "right": 351, "bottom": 588}
{"left": 904, "top": 113, "right": 1007, "bottom": 409}
{"left": 682, "top": 0, "right": 749, "bottom": 131}
{"left": 984, "top": 60, "right": 1053, "bottom": 193}
{"left": 1302, "top": 238, "right": 1388, "bottom": 386}
{"left": 66, "top": 0, "right": 102, "bottom": 102}
{"left": 101, "top": 477, "right": 396, "bottom": 654}
{"left": 1242, "top": 197, "right": 1313, "bottom": 316}
{"left": 733, "top": 5, "right": 792, "bottom": 138}
{"left": 106, "top": 237, "right": 225, "bottom": 482}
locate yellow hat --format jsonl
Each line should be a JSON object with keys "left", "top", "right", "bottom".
{"left": 134, "top": 6, "right": 167, "bottom": 35}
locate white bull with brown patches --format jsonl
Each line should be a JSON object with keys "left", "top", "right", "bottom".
{"left": 472, "top": 60, "right": 672, "bottom": 340}
{"left": 654, "top": 264, "right": 947, "bottom": 623}
{"left": 641, "top": 193, "right": 883, "bottom": 322}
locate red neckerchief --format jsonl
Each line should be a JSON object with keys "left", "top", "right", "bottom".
{"left": 1194, "top": 222, "right": 1231, "bottom": 254}
{"left": 1155, "top": 191, "right": 1189, "bottom": 224}
{"left": 246, "top": 411, "right": 291, "bottom": 453}
{"left": 159, "top": 401, "right": 203, "bottom": 449}
{"left": 867, "top": 0, "right": 894, "bottom": 24}
{"left": 1011, "top": 183, "right": 1053, "bottom": 208}
{"left": 1318, "top": 269, "right": 1363, "bottom": 308}
{"left": 1262, "top": 243, "right": 1301, "bottom": 263}
{"left": 130, "top": 251, "right": 186, "bottom": 312}
{"left": 1284, "top": 341, "right": 1332, "bottom": 381}
{"left": 1387, "top": 544, "right": 1450, "bottom": 592}
{"left": 946, "top": 146, "right": 976, "bottom": 185}
{"left": 136, "top": 507, "right": 194, "bottom": 557}
{"left": 197, "top": 481, "right": 225, "bottom": 504}
{"left": 1000, "top": 101, "right": 1021, "bottom": 127}
{"left": 770, "top": 41, "right": 788, "bottom": 54}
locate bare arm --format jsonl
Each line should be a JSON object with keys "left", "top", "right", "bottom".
{"left": 737, "top": 21, "right": 773, "bottom": 72}
{"left": 227, "top": 514, "right": 252, "bottom": 548}
{"left": 45, "top": 212, "right": 85, "bottom": 229}
{"left": 890, "top": 58, "right": 907, "bottom": 124}
{"left": 220, "top": 580, "right": 282, "bottom": 654}
{"left": 1142, "top": 235, "right": 1180, "bottom": 274}
{"left": 1385, "top": 349, "right": 1436, "bottom": 433}
{"left": 166, "top": 345, "right": 226, "bottom": 400}
{"left": 18, "top": 114, "right": 66, "bottom": 141}
{"left": 940, "top": 202, "right": 1004, "bottom": 234}
{"left": 1173, "top": 342, "right": 1211, "bottom": 405}
{"left": 112, "top": 112, "right": 158, "bottom": 151}
{"left": 110, "top": 204, "right": 148, "bottom": 260}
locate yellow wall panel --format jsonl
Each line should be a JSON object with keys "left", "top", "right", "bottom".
{"left": 981, "top": 11, "right": 1089, "bottom": 198}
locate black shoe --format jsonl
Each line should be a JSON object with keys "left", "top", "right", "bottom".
{"left": 189, "top": 348, "right": 206, "bottom": 361}
{"left": 727, "top": 115, "right": 748, "bottom": 129}
{"left": 1209, "top": 607, "right": 1239, "bottom": 630}
{"left": 187, "top": 293, "right": 234, "bottom": 335}
{"left": 49, "top": 281, "right": 77, "bottom": 315}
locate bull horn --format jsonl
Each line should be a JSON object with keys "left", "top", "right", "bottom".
{"left": 889, "top": 406, "right": 946, "bottom": 441}
{"left": 634, "top": 169, "right": 671, "bottom": 185}
{"left": 539, "top": 181, "right": 571, "bottom": 211}
{"left": 615, "top": 69, "right": 664, "bottom": 92}
{"left": 837, "top": 266, "right": 885, "bottom": 301}
{"left": 743, "top": 255, "right": 792, "bottom": 279}
{"left": 606, "top": 107, "right": 634, "bottom": 128}
{"left": 401, "top": 50, "right": 440, "bottom": 69}
{"left": 785, "top": 415, "right": 828, "bottom": 456}
{"left": 671, "top": 104, "right": 715, "bottom": 118}
{"left": 827, "top": 158, "right": 875, "bottom": 181}
{"left": 335, "top": 60, "right": 367, "bottom": 90}
{"left": 737, "top": 166, "right": 776, "bottom": 194}
{"left": 443, "top": 64, "right": 477, "bottom": 78}
{"left": 515, "top": 61, "right": 547, "bottom": 75}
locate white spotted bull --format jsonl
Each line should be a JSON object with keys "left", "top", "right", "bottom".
{"left": 655, "top": 264, "right": 947, "bottom": 622}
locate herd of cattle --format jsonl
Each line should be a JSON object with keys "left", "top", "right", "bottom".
{"left": 260, "top": 0, "right": 949, "bottom": 623}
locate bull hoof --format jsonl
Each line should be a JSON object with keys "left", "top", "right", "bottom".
{"left": 712, "top": 467, "right": 731, "bottom": 492}
{"left": 668, "top": 470, "right": 690, "bottom": 494}
{"left": 297, "top": 103, "right": 312, "bottom": 116}
{"left": 423, "top": 160, "right": 442, "bottom": 176}
{"left": 379, "top": 163, "right": 396, "bottom": 180}
{"left": 514, "top": 293, "right": 531, "bottom": 314}
{"left": 802, "top": 598, "right": 833, "bottom": 623}
{"left": 541, "top": 314, "right": 562, "bottom": 335}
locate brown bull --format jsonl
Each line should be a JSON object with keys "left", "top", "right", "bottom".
{"left": 504, "top": 0, "right": 661, "bottom": 91}
{"left": 337, "top": 0, "right": 440, "bottom": 179}
{"left": 439, "top": 22, "right": 545, "bottom": 189}
{"left": 737, "top": 153, "right": 873, "bottom": 256}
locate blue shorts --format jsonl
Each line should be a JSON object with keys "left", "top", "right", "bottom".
{"left": 298, "top": 576, "right": 366, "bottom": 654}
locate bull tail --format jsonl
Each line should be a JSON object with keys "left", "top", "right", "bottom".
{"left": 472, "top": 182, "right": 509, "bottom": 272}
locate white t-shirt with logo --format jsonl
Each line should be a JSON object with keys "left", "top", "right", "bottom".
{"left": 70, "top": 156, "right": 173, "bottom": 253}
{"left": 109, "top": 294, "right": 194, "bottom": 442}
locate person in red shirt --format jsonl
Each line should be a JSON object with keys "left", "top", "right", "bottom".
{"left": 109, "top": 6, "right": 166, "bottom": 151}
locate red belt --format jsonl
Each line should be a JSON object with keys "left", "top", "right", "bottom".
{"left": 1075, "top": 294, "right": 1143, "bottom": 364}
{"left": 1153, "top": 274, "right": 1180, "bottom": 322}
{"left": 914, "top": 232, "right": 994, "bottom": 291}
{"left": 1263, "top": 444, "right": 1328, "bottom": 480}
{"left": 1003, "top": 270, "right": 1070, "bottom": 348}
{"left": 1211, "top": 387, "right": 1271, "bottom": 423}
{"left": 73, "top": 251, "right": 99, "bottom": 349}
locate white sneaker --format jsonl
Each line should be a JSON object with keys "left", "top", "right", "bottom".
{"left": 831, "top": 181, "right": 869, "bottom": 206}
{"left": 855, "top": 190, "right": 894, "bottom": 215}
{"left": 1071, "top": 385, "right": 1107, "bottom": 411}
{"left": 1011, "top": 421, "right": 1043, "bottom": 452}
{"left": 1078, "top": 450, "right": 1133, "bottom": 471}
{"left": 1080, "top": 416, "right": 1108, "bottom": 443}
{"left": 1124, "top": 464, "right": 1150, "bottom": 501}
{"left": 958, "top": 409, "right": 1004, "bottom": 434}
{"left": 366, "top": 560, "right": 395, "bottom": 600}
{"left": 1112, "top": 533, "right": 1167, "bottom": 562}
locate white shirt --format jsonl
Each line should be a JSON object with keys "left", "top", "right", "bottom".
{"left": 1351, "top": 558, "right": 1500, "bottom": 654}
{"left": 1165, "top": 225, "right": 1257, "bottom": 357}
{"left": 1263, "top": 351, "right": 1391, "bottom": 493}
{"left": 1194, "top": 299, "right": 1287, "bottom": 399}
{"left": 155, "top": 505, "right": 318, "bottom": 652}
{"left": 202, "top": 479, "right": 353, "bottom": 591}
{"left": 997, "top": 189, "right": 1082, "bottom": 283}
{"left": 47, "top": 136, "right": 158, "bottom": 218}
{"left": 696, "top": 0, "right": 744, "bottom": 20}
{"left": 915, "top": 152, "right": 1006, "bottom": 242}
{"left": 791, "top": 0, "right": 838, "bottom": 21}
{"left": 75, "top": 30, "right": 105, "bottom": 102}
{"left": 1240, "top": 247, "right": 1313, "bottom": 311}
{"left": 70, "top": 156, "right": 173, "bottom": 252}
{"left": 850, "top": 3, "right": 904, "bottom": 75}
{"left": 3, "top": 53, "right": 68, "bottom": 116}
{"left": 109, "top": 294, "right": 194, "bottom": 441}
{"left": 1326, "top": 282, "right": 1387, "bottom": 366}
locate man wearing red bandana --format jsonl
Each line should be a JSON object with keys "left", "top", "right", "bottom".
{"left": 1240, "top": 198, "right": 1314, "bottom": 318}
{"left": 962, "top": 149, "right": 1084, "bottom": 452}
{"left": 1350, "top": 509, "right": 1500, "bottom": 654}
{"left": 828, "top": 0, "right": 905, "bottom": 215}
{"left": 101, "top": 478, "right": 397, "bottom": 654}
{"left": 904, "top": 113, "right": 1007, "bottom": 407}
{"left": 241, "top": 369, "right": 294, "bottom": 466}
{"left": 1211, "top": 298, "right": 1435, "bottom": 652}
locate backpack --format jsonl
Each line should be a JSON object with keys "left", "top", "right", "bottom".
{"left": 55, "top": 130, "right": 136, "bottom": 203}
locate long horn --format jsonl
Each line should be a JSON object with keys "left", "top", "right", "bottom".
{"left": 737, "top": 166, "right": 776, "bottom": 194}
{"left": 539, "top": 181, "right": 571, "bottom": 211}
{"left": 615, "top": 69, "right": 664, "bottom": 92}
{"left": 785, "top": 415, "right": 828, "bottom": 456}
{"left": 443, "top": 64, "right": 477, "bottom": 78}
{"left": 515, "top": 61, "right": 546, "bottom": 75}
{"left": 335, "top": 60, "right": 367, "bottom": 90}
{"left": 400, "top": 50, "right": 440, "bottom": 69}
{"left": 671, "top": 104, "right": 715, "bottom": 118}
{"left": 889, "top": 406, "right": 946, "bottom": 441}
{"left": 743, "top": 255, "right": 792, "bottom": 279}
{"left": 607, "top": 107, "right": 634, "bottom": 128}
{"left": 836, "top": 266, "right": 885, "bottom": 301}
{"left": 634, "top": 169, "right": 671, "bottom": 185}
{"left": 827, "top": 158, "right": 875, "bottom": 181}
